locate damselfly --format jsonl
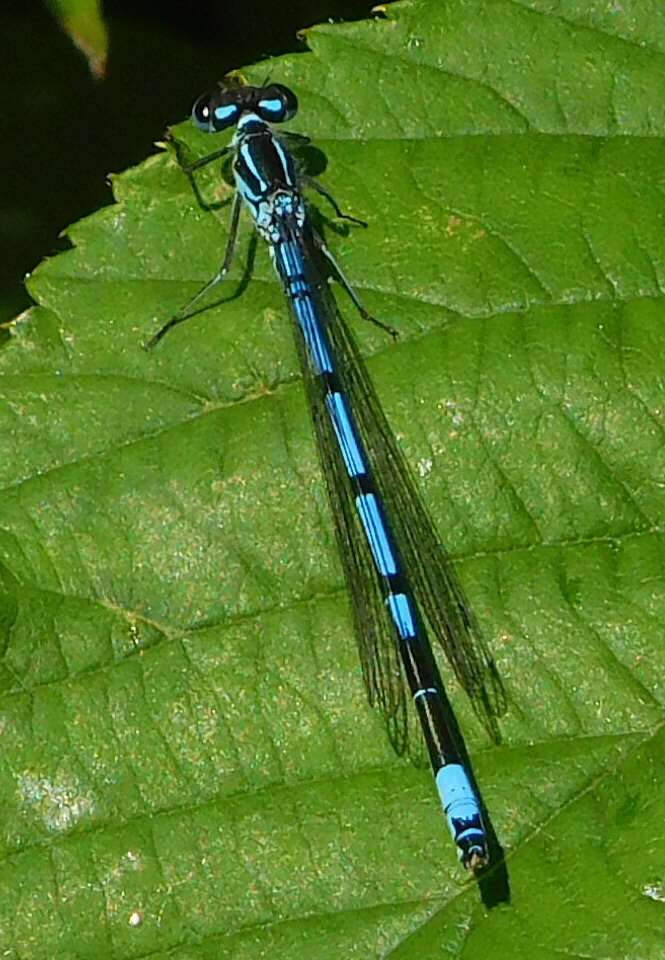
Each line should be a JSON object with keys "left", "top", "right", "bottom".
{"left": 148, "top": 78, "right": 506, "bottom": 871}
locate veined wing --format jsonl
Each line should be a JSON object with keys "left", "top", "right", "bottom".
{"left": 276, "top": 222, "right": 505, "bottom": 753}
{"left": 278, "top": 229, "right": 411, "bottom": 755}
{"left": 319, "top": 260, "right": 507, "bottom": 742}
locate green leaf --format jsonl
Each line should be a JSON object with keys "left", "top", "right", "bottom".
{"left": 46, "top": 0, "right": 109, "bottom": 79}
{"left": 2, "top": 1, "right": 665, "bottom": 956}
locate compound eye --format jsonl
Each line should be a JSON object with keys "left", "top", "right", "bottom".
{"left": 192, "top": 90, "right": 240, "bottom": 132}
{"left": 256, "top": 84, "right": 298, "bottom": 123}
{"left": 191, "top": 95, "right": 212, "bottom": 130}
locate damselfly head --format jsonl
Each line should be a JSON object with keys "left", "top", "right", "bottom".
{"left": 192, "top": 81, "right": 298, "bottom": 134}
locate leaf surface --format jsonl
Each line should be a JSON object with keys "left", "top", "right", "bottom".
{"left": 1, "top": 1, "right": 664, "bottom": 956}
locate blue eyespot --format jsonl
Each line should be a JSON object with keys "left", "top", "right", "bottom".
{"left": 257, "top": 97, "right": 282, "bottom": 118}
{"left": 192, "top": 92, "right": 241, "bottom": 132}
{"left": 214, "top": 103, "right": 239, "bottom": 125}
{"left": 255, "top": 84, "right": 298, "bottom": 124}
